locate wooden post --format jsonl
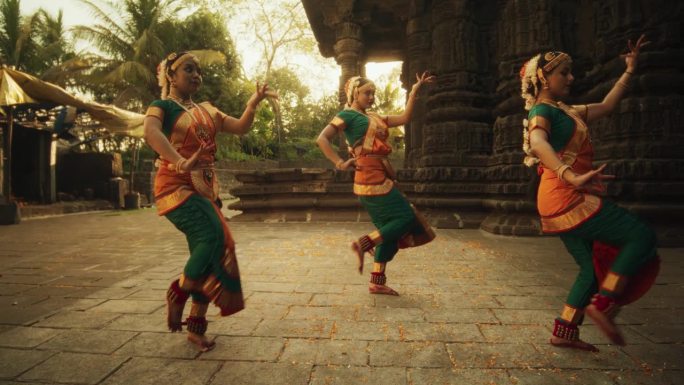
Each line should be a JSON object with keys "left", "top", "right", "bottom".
{"left": 0, "top": 105, "right": 20, "bottom": 224}
{"left": 2, "top": 106, "right": 12, "bottom": 204}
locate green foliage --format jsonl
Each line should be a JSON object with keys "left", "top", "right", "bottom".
{"left": 289, "top": 93, "right": 340, "bottom": 139}
{"left": 372, "top": 66, "right": 406, "bottom": 153}
{"left": 239, "top": 102, "right": 276, "bottom": 158}
{"left": 0, "top": 0, "right": 38, "bottom": 69}
{"left": 69, "top": 1, "right": 251, "bottom": 116}
{"left": 373, "top": 65, "right": 404, "bottom": 115}
{"left": 70, "top": 0, "right": 181, "bottom": 107}
{"left": 278, "top": 137, "right": 326, "bottom": 161}
{"left": 159, "top": 8, "right": 246, "bottom": 117}
{"left": 0, "top": 0, "right": 76, "bottom": 77}
{"left": 2, "top": 0, "right": 357, "bottom": 163}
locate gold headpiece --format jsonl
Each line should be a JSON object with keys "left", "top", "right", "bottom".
{"left": 169, "top": 52, "right": 198, "bottom": 72}
{"left": 542, "top": 52, "right": 571, "bottom": 72}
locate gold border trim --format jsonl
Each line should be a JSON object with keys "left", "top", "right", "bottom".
{"left": 368, "top": 230, "right": 383, "bottom": 244}
{"left": 156, "top": 188, "right": 193, "bottom": 216}
{"left": 541, "top": 194, "right": 602, "bottom": 233}
{"left": 330, "top": 116, "right": 346, "bottom": 131}
{"left": 601, "top": 271, "right": 626, "bottom": 293}
{"left": 362, "top": 115, "right": 377, "bottom": 153}
{"left": 529, "top": 115, "right": 551, "bottom": 134}
{"left": 560, "top": 304, "right": 583, "bottom": 324}
{"left": 543, "top": 52, "right": 570, "bottom": 72}
{"left": 353, "top": 179, "right": 394, "bottom": 196}
{"left": 557, "top": 102, "right": 588, "bottom": 165}
{"left": 170, "top": 53, "right": 197, "bottom": 71}
{"left": 145, "top": 106, "right": 164, "bottom": 121}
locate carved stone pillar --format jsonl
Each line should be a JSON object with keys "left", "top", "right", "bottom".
{"left": 580, "top": 0, "right": 684, "bottom": 245}
{"left": 334, "top": 21, "right": 365, "bottom": 106}
{"left": 403, "top": 1, "right": 431, "bottom": 168}
{"left": 409, "top": 0, "right": 492, "bottom": 228}
{"left": 481, "top": 0, "right": 570, "bottom": 235}
{"left": 331, "top": 20, "right": 365, "bottom": 156}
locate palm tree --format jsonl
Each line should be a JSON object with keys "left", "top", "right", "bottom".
{"left": 0, "top": 0, "right": 40, "bottom": 71}
{"left": 35, "top": 9, "right": 85, "bottom": 87}
{"left": 72, "top": 0, "right": 179, "bottom": 109}
{"left": 73, "top": 0, "right": 227, "bottom": 111}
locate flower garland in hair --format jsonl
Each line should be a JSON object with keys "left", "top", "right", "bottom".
{"left": 520, "top": 54, "right": 541, "bottom": 167}
{"left": 520, "top": 54, "right": 541, "bottom": 111}
{"left": 157, "top": 58, "right": 170, "bottom": 99}
{"left": 345, "top": 76, "right": 362, "bottom": 107}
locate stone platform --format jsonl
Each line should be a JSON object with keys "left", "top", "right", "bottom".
{"left": 0, "top": 209, "right": 682, "bottom": 384}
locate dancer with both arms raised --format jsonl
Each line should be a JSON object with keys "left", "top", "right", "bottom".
{"left": 520, "top": 35, "right": 659, "bottom": 351}
{"left": 317, "top": 72, "right": 436, "bottom": 296}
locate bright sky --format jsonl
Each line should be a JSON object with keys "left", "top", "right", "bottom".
{"left": 21, "top": 0, "right": 403, "bottom": 102}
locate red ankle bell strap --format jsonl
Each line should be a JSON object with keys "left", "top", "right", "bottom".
{"left": 553, "top": 319, "right": 580, "bottom": 341}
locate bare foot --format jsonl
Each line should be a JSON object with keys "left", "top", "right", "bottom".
{"left": 549, "top": 336, "right": 599, "bottom": 352}
{"left": 369, "top": 283, "right": 399, "bottom": 296}
{"left": 586, "top": 304, "right": 625, "bottom": 346}
{"left": 351, "top": 241, "right": 365, "bottom": 274}
{"left": 187, "top": 332, "right": 216, "bottom": 352}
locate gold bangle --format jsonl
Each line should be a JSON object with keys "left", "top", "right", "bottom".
{"left": 552, "top": 163, "right": 566, "bottom": 172}
{"left": 625, "top": 71, "right": 634, "bottom": 75}
{"left": 176, "top": 158, "right": 187, "bottom": 173}
{"left": 616, "top": 81, "right": 629, "bottom": 89}
{"left": 556, "top": 164, "right": 572, "bottom": 183}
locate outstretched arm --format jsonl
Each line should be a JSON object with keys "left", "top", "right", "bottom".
{"left": 586, "top": 34, "right": 649, "bottom": 123}
{"left": 316, "top": 124, "right": 355, "bottom": 171}
{"left": 386, "top": 71, "right": 435, "bottom": 127}
{"left": 221, "top": 82, "right": 278, "bottom": 135}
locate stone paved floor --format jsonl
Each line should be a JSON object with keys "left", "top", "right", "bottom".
{"left": 0, "top": 208, "right": 682, "bottom": 385}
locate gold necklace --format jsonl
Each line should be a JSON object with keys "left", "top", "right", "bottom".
{"left": 168, "top": 97, "right": 211, "bottom": 144}
{"left": 168, "top": 94, "right": 194, "bottom": 108}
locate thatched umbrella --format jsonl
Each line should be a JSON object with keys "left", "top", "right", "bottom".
{"left": 0, "top": 66, "right": 145, "bottom": 224}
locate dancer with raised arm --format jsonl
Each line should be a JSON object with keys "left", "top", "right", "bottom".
{"left": 317, "top": 72, "right": 436, "bottom": 296}
{"left": 144, "top": 52, "right": 276, "bottom": 351}
{"left": 520, "top": 35, "right": 658, "bottom": 351}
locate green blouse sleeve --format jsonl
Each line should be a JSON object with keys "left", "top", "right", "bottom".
{"left": 146, "top": 99, "right": 181, "bottom": 137}
{"left": 337, "top": 110, "right": 357, "bottom": 129}
{"left": 528, "top": 104, "right": 575, "bottom": 153}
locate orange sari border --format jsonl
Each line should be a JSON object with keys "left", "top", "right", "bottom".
{"left": 541, "top": 194, "right": 602, "bottom": 233}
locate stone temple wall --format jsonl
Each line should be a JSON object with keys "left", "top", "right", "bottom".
{"left": 237, "top": 0, "right": 684, "bottom": 244}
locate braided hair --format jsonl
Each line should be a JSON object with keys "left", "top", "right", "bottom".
{"left": 519, "top": 51, "right": 572, "bottom": 166}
